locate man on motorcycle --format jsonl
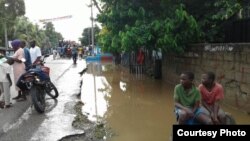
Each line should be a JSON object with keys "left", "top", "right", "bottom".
{"left": 29, "top": 40, "right": 42, "bottom": 65}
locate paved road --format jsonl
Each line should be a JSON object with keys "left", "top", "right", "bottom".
{"left": 0, "top": 55, "right": 73, "bottom": 136}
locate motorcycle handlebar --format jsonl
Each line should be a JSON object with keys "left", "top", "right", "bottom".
{"left": 27, "top": 54, "right": 50, "bottom": 70}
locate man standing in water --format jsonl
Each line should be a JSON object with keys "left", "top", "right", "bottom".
{"left": 71, "top": 44, "right": 78, "bottom": 64}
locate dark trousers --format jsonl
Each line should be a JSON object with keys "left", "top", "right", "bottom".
{"left": 154, "top": 59, "right": 162, "bottom": 79}
{"left": 72, "top": 53, "right": 77, "bottom": 63}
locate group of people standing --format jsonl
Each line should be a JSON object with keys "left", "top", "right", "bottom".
{"left": 0, "top": 39, "right": 41, "bottom": 109}
{"left": 174, "top": 71, "right": 226, "bottom": 125}
{"left": 52, "top": 40, "right": 85, "bottom": 60}
{"left": 52, "top": 43, "right": 84, "bottom": 65}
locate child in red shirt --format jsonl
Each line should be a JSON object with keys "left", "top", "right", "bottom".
{"left": 198, "top": 72, "right": 226, "bottom": 124}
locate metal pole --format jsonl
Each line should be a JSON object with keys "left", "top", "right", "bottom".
{"left": 91, "top": 0, "right": 94, "bottom": 56}
{"left": 4, "top": 21, "right": 8, "bottom": 49}
{"left": 4, "top": 3, "right": 9, "bottom": 50}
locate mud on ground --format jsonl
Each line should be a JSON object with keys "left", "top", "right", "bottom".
{"left": 59, "top": 101, "right": 113, "bottom": 141}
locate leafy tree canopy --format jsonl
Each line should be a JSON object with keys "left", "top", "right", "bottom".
{"left": 79, "top": 25, "right": 100, "bottom": 47}
{"left": 0, "top": 0, "right": 25, "bottom": 46}
{"left": 96, "top": 0, "right": 250, "bottom": 54}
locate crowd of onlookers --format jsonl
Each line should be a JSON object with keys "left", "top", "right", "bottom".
{"left": 0, "top": 39, "right": 91, "bottom": 109}
{"left": 0, "top": 39, "right": 42, "bottom": 109}
{"left": 51, "top": 40, "right": 92, "bottom": 60}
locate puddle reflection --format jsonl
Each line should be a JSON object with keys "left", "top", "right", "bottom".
{"left": 81, "top": 61, "right": 250, "bottom": 141}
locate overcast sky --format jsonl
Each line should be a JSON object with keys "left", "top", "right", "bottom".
{"left": 24, "top": 0, "right": 99, "bottom": 42}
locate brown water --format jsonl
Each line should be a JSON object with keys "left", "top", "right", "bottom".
{"left": 80, "top": 62, "right": 250, "bottom": 141}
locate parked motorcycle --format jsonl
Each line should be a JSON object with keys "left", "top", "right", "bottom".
{"left": 17, "top": 54, "right": 58, "bottom": 113}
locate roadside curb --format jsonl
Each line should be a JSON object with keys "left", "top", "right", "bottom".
{"left": 0, "top": 57, "right": 74, "bottom": 136}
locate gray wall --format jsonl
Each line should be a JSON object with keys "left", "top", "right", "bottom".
{"left": 163, "top": 43, "right": 250, "bottom": 114}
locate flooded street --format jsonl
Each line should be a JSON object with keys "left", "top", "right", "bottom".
{"left": 0, "top": 58, "right": 249, "bottom": 141}
{"left": 1, "top": 0, "right": 250, "bottom": 140}
{"left": 81, "top": 61, "right": 250, "bottom": 141}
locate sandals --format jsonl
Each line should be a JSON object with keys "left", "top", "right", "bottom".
{"left": 0, "top": 101, "right": 4, "bottom": 105}
{"left": 0, "top": 102, "right": 4, "bottom": 109}
{"left": 4, "top": 104, "right": 12, "bottom": 108}
{"left": 0, "top": 102, "right": 12, "bottom": 109}
{"left": 16, "top": 96, "right": 27, "bottom": 102}
{"left": 12, "top": 95, "right": 21, "bottom": 100}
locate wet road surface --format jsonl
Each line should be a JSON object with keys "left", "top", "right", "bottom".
{"left": 0, "top": 58, "right": 86, "bottom": 141}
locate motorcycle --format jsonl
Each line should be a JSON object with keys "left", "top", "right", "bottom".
{"left": 17, "top": 54, "right": 58, "bottom": 113}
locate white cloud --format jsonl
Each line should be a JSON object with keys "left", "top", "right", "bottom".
{"left": 24, "top": 0, "right": 99, "bottom": 41}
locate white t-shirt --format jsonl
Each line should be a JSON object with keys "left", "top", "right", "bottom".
{"left": 152, "top": 48, "right": 162, "bottom": 60}
{"left": 30, "top": 46, "right": 42, "bottom": 63}
{"left": 0, "top": 63, "right": 11, "bottom": 82}
{"left": 52, "top": 49, "right": 57, "bottom": 54}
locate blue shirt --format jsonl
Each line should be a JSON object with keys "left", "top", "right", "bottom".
{"left": 72, "top": 47, "right": 77, "bottom": 55}
{"left": 23, "top": 47, "right": 32, "bottom": 70}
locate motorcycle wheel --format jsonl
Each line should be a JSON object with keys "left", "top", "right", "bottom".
{"left": 30, "top": 86, "right": 46, "bottom": 113}
{"left": 45, "top": 81, "right": 59, "bottom": 99}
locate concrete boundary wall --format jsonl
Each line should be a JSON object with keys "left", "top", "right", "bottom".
{"left": 162, "top": 43, "right": 250, "bottom": 113}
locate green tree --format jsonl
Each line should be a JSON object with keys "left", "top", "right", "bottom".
{"left": 79, "top": 25, "right": 100, "bottom": 46}
{"left": 97, "top": 0, "right": 250, "bottom": 53}
{"left": 175, "top": 0, "right": 250, "bottom": 42}
{"left": 0, "top": 0, "right": 25, "bottom": 46}
{"left": 43, "top": 22, "right": 63, "bottom": 48}
{"left": 13, "top": 16, "right": 63, "bottom": 54}
{"left": 97, "top": 0, "right": 201, "bottom": 53}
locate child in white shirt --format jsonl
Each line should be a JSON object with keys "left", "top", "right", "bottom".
{"left": 0, "top": 57, "right": 14, "bottom": 108}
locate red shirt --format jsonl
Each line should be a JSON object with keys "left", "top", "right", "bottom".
{"left": 198, "top": 83, "right": 224, "bottom": 105}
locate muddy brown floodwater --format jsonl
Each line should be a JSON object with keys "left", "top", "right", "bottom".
{"left": 79, "top": 61, "right": 250, "bottom": 141}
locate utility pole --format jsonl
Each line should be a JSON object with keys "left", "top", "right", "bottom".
{"left": 4, "top": 22, "right": 8, "bottom": 49}
{"left": 4, "top": 3, "right": 9, "bottom": 50}
{"left": 91, "top": 0, "right": 94, "bottom": 56}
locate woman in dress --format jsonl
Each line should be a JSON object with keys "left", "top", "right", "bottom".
{"left": 11, "top": 39, "right": 26, "bottom": 101}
